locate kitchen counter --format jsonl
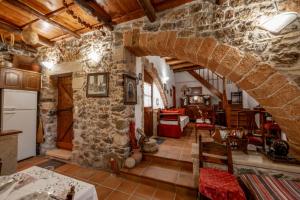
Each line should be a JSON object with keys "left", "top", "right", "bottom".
{"left": 0, "top": 130, "right": 22, "bottom": 136}
{"left": 0, "top": 130, "right": 22, "bottom": 175}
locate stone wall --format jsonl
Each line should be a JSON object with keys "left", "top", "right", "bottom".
{"left": 114, "top": 0, "right": 300, "bottom": 85}
{"left": 38, "top": 29, "right": 134, "bottom": 168}
{"left": 120, "top": 0, "right": 300, "bottom": 157}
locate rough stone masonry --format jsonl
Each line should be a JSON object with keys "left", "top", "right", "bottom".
{"left": 37, "top": 0, "right": 300, "bottom": 167}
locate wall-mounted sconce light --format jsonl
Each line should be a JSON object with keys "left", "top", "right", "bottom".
{"left": 162, "top": 76, "right": 169, "bottom": 84}
{"left": 88, "top": 51, "right": 101, "bottom": 62}
{"left": 41, "top": 61, "right": 54, "bottom": 69}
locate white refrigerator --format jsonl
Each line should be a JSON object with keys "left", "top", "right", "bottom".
{"left": 1, "top": 89, "right": 37, "bottom": 161}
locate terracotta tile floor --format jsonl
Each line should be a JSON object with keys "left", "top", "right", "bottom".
{"left": 17, "top": 157, "right": 197, "bottom": 200}
{"left": 121, "top": 157, "right": 195, "bottom": 189}
{"left": 146, "top": 128, "right": 210, "bottom": 163}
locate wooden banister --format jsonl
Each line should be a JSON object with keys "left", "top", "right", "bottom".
{"left": 188, "top": 70, "right": 223, "bottom": 100}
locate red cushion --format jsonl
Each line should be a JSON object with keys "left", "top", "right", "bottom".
{"left": 176, "top": 108, "right": 186, "bottom": 115}
{"left": 161, "top": 110, "right": 178, "bottom": 114}
{"left": 158, "top": 124, "right": 181, "bottom": 138}
{"left": 263, "top": 122, "right": 281, "bottom": 131}
{"left": 196, "top": 123, "right": 214, "bottom": 128}
{"left": 199, "top": 168, "right": 246, "bottom": 200}
{"left": 248, "top": 136, "right": 263, "bottom": 146}
{"left": 161, "top": 110, "right": 179, "bottom": 120}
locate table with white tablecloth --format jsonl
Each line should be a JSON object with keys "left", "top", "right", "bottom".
{"left": 1, "top": 166, "right": 98, "bottom": 200}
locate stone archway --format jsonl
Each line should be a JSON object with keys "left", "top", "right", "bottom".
{"left": 123, "top": 29, "right": 300, "bottom": 158}
{"left": 142, "top": 57, "right": 168, "bottom": 107}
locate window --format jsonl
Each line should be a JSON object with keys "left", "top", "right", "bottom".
{"left": 144, "top": 82, "right": 152, "bottom": 107}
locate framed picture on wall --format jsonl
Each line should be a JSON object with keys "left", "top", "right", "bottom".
{"left": 123, "top": 74, "right": 137, "bottom": 105}
{"left": 86, "top": 72, "right": 109, "bottom": 97}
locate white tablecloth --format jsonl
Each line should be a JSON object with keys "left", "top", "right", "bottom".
{"left": 2, "top": 166, "right": 98, "bottom": 200}
{"left": 160, "top": 116, "right": 189, "bottom": 131}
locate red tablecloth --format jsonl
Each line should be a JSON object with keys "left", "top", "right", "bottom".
{"left": 199, "top": 168, "right": 246, "bottom": 200}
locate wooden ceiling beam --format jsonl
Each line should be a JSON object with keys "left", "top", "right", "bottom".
{"left": 74, "top": 0, "right": 113, "bottom": 30}
{"left": 173, "top": 66, "right": 203, "bottom": 73}
{"left": 0, "top": 18, "right": 54, "bottom": 47}
{"left": 20, "top": 3, "right": 75, "bottom": 29}
{"left": 137, "top": 0, "right": 156, "bottom": 22}
{"left": 155, "top": 0, "right": 193, "bottom": 12}
{"left": 6, "top": 0, "right": 81, "bottom": 39}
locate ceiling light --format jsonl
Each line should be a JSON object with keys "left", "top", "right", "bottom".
{"left": 259, "top": 12, "right": 298, "bottom": 34}
{"left": 21, "top": 26, "right": 39, "bottom": 45}
{"left": 162, "top": 76, "right": 169, "bottom": 83}
{"left": 41, "top": 61, "right": 54, "bottom": 69}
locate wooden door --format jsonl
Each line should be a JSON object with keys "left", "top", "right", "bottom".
{"left": 144, "top": 71, "right": 153, "bottom": 137}
{"left": 57, "top": 75, "right": 73, "bottom": 150}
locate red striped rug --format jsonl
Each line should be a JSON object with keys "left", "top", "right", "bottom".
{"left": 240, "top": 174, "right": 300, "bottom": 200}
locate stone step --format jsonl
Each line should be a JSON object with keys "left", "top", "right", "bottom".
{"left": 143, "top": 153, "right": 193, "bottom": 168}
{"left": 46, "top": 148, "right": 72, "bottom": 162}
{"left": 120, "top": 157, "right": 197, "bottom": 191}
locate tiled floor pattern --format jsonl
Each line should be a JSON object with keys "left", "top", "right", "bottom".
{"left": 121, "top": 156, "right": 195, "bottom": 189}
{"left": 17, "top": 157, "right": 197, "bottom": 200}
{"left": 146, "top": 128, "right": 210, "bottom": 162}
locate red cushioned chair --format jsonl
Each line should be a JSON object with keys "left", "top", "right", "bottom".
{"left": 198, "top": 135, "right": 246, "bottom": 200}
{"left": 195, "top": 109, "right": 215, "bottom": 142}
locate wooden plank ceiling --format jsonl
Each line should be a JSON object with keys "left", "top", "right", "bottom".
{"left": 0, "top": 0, "right": 193, "bottom": 48}
{"left": 164, "top": 57, "right": 203, "bottom": 72}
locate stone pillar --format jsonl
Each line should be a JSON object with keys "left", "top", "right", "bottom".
{"left": 39, "top": 69, "right": 58, "bottom": 154}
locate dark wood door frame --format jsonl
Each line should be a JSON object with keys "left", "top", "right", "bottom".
{"left": 144, "top": 70, "right": 153, "bottom": 137}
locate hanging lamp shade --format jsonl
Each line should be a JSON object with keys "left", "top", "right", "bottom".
{"left": 21, "top": 26, "right": 39, "bottom": 45}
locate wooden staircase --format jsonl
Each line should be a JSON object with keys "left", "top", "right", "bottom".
{"left": 188, "top": 68, "right": 245, "bottom": 128}
{"left": 188, "top": 69, "right": 224, "bottom": 100}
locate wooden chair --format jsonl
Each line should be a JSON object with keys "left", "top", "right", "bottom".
{"left": 213, "top": 128, "right": 249, "bottom": 154}
{"left": 198, "top": 135, "right": 246, "bottom": 200}
{"left": 195, "top": 109, "right": 216, "bottom": 142}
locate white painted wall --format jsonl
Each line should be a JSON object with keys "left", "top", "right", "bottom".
{"left": 153, "top": 84, "right": 164, "bottom": 109}
{"left": 146, "top": 56, "right": 175, "bottom": 108}
{"left": 243, "top": 91, "right": 259, "bottom": 109}
{"left": 135, "top": 57, "right": 143, "bottom": 131}
{"left": 174, "top": 72, "right": 219, "bottom": 107}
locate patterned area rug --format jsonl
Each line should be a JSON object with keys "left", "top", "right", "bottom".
{"left": 36, "top": 159, "right": 66, "bottom": 170}
{"left": 155, "top": 137, "right": 166, "bottom": 145}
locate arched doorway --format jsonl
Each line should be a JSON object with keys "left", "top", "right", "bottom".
{"left": 123, "top": 29, "right": 300, "bottom": 158}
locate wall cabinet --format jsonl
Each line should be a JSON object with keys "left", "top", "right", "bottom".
{"left": 0, "top": 67, "right": 41, "bottom": 91}
{"left": 22, "top": 71, "right": 41, "bottom": 91}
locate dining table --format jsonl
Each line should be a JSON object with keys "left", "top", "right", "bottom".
{"left": 0, "top": 166, "right": 98, "bottom": 200}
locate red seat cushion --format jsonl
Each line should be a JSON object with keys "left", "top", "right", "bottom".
{"left": 199, "top": 168, "right": 246, "bottom": 200}
{"left": 196, "top": 123, "right": 214, "bottom": 129}
{"left": 248, "top": 136, "right": 263, "bottom": 146}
